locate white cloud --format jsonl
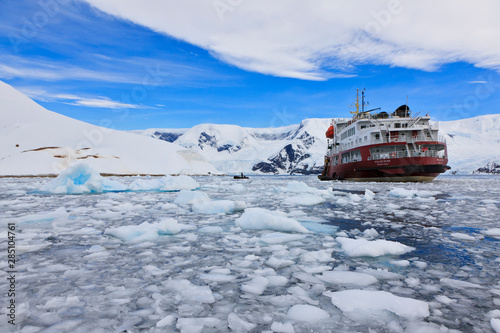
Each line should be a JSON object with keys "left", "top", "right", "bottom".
{"left": 83, "top": 0, "right": 500, "bottom": 80}
{"left": 18, "top": 87, "right": 146, "bottom": 109}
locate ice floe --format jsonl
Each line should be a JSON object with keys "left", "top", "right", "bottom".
{"left": 324, "top": 289, "right": 429, "bottom": 321}
{"left": 40, "top": 163, "right": 126, "bottom": 194}
{"left": 235, "top": 208, "right": 309, "bottom": 233}
{"left": 336, "top": 237, "right": 415, "bottom": 257}
{"left": 104, "top": 218, "right": 180, "bottom": 242}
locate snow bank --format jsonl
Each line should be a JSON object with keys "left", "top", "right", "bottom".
{"left": 336, "top": 237, "right": 415, "bottom": 257}
{"left": 235, "top": 208, "right": 309, "bottom": 233}
{"left": 41, "top": 163, "right": 126, "bottom": 194}
{"left": 389, "top": 188, "right": 440, "bottom": 198}
{"left": 192, "top": 200, "right": 246, "bottom": 214}
{"left": 104, "top": 218, "right": 180, "bottom": 242}
{"left": 287, "top": 304, "right": 330, "bottom": 322}
{"left": 324, "top": 289, "right": 429, "bottom": 321}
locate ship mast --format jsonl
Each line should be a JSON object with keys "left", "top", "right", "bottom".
{"left": 350, "top": 88, "right": 366, "bottom": 115}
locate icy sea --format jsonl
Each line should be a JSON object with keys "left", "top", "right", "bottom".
{"left": 1, "top": 174, "right": 500, "bottom": 333}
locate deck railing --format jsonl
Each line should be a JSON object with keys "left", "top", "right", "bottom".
{"left": 329, "top": 133, "right": 446, "bottom": 155}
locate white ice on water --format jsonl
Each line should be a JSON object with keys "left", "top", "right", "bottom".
{"left": 41, "top": 163, "right": 200, "bottom": 194}
{"left": 1, "top": 174, "right": 499, "bottom": 332}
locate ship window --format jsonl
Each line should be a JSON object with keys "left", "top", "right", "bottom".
{"left": 364, "top": 136, "right": 367, "bottom": 141}
{"left": 375, "top": 133, "right": 380, "bottom": 140}
{"left": 394, "top": 123, "right": 401, "bottom": 128}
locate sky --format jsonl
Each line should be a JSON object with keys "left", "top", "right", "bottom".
{"left": 1, "top": 0, "right": 500, "bottom": 130}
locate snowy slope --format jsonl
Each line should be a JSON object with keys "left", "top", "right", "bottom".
{"left": 138, "top": 115, "right": 500, "bottom": 175}
{"left": 0, "top": 81, "right": 219, "bottom": 176}
{"left": 439, "top": 114, "right": 500, "bottom": 173}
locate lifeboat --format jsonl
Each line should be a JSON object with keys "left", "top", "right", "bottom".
{"left": 325, "top": 125, "right": 334, "bottom": 139}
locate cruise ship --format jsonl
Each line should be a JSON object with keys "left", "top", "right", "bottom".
{"left": 319, "top": 89, "right": 450, "bottom": 182}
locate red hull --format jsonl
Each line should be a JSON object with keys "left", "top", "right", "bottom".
{"left": 322, "top": 156, "right": 449, "bottom": 182}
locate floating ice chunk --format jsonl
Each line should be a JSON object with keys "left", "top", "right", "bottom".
{"left": 261, "top": 232, "right": 307, "bottom": 244}
{"left": 227, "top": 312, "right": 257, "bottom": 332}
{"left": 287, "top": 304, "right": 330, "bottom": 322}
{"left": 104, "top": 219, "right": 180, "bottom": 242}
{"left": 156, "top": 218, "right": 181, "bottom": 235}
{"left": 163, "top": 279, "right": 215, "bottom": 303}
{"left": 198, "top": 226, "right": 223, "bottom": 233}
{"left": 229, "top": 184, "right": 246, "bottom": 193}
{"left": 192, "top": 200, "right": 246, "bottom": 214}
{"left": 41, "top": 163, "right": 126, "bottom": 194}
{"left": 484, "top": 228, "right": 500, "bottom": 239}
{"left": 241, "top": 276, "right": 269, "bottom": 295}
{"left": 324, "top": 289, "right": 429, "bottom": 321}
{"left": 161, "top": 203, "right": 178, "bottom": 211}
{"left": 451, "top": 232, "right": 477, "bottom": 241}
{"left": 390, "top": 259, "right": 410, "bottom": 267}
{"left": 127, "top": 175, "right": 199, "bottom": 192}
{"left": 87, "top": 245, "right": 106, "bottom": 253}
{"left": 266, "top": 256, "right": 295, "bottom": 269}
{"left": 128, "top": 178, "right": 164, "bottom": 191}
{"left": 284, "top": 194, "right": 325, "bottom": 206}
{"left": 389, "top": 188, "right": 440, "bottom": 198}
{"left": 337, "top": 237, "right": 415, "bottom": 257}
{"left": 235, "top": 208, "right": 309, "bottom": 233}
{"left": 492, "top": 318, "right": 500, "bottom": 333}
{"left": 156, "top": 315, "right": 176, "bottom": 328}
{"left": 282, "top": 181, "right": 317, "bottom": 193}
{"left": 161, "top": 175, "right": 199, "bottom": 191}
{"left": 435, "top": 295, "right": 456, "bottom": 305}
{"left": 300, "top": 249, "right": 334, "bottom": 263}
{"left": 176, "top": 317, "right": 221, "bottom": 333}
{"left": 364, "top": 189, "right": 375, "bottom": 201}
{"left": 174, "top": 190, "right": 210, "bottom": 205}
{"left": 21, "top": 207, "right": 69, "bottom": 225}
{"left": 270, "top": 321, "right": 295, "bottom": 333}
{"left": 266, "top": 275, "right": 288, "bottom": 287}
{"left": 440, "top": 278, "right": 485, "bottom": 289}
{"left": 356, "top": 268, "right": 404, "bottom": 280}
{"left": 199, "top": 273, "right": 235, "bottom": 283}
{"left": 317, "top": 271, "right": 378, "bottom": 287}
{"left": 363, "top": 228, "right": 379, "bottom": 238}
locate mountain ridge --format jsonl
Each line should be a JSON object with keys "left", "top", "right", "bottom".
{"left": 135, "top": 114, "right": 500, "bottom": 175}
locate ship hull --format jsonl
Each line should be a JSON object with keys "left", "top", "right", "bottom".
{"left": 321, "top": 156, "right": 449, "bottom": 182}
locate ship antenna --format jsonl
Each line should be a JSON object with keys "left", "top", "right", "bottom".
{"left": 405, "top": 95, "right": 409, "bottom": 117}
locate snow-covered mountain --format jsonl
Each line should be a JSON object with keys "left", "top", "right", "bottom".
{"left": 137, "top": 115, "right": 500, "bottom": 175}
{"left": 0, "top": 81, "right": 219, "bottom": 176}
{"left": 438, "top": 114, "right": 500, "bottom": 174}
{"left": 135, "top": 119, "right": 335, "bottom": 175}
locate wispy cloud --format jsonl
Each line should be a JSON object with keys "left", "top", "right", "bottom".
{"left": 83, "top": 0, "right": 500, "bottom": 80}
{"left": 18, "top": 87, "right": 148, "bottom": 109}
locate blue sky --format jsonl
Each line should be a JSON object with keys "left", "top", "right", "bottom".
{"left": 1, "top": 0, "right": 500, "bottom": 130}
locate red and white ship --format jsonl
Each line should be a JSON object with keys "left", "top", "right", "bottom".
{"left": 319, "top": 89, "right": 450, "bottom": 182}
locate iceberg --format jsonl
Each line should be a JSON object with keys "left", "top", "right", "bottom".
{"left": 40, "top": 163, "right": 126, "bottom": 194}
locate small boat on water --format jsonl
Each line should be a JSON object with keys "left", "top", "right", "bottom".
{"left": 319, "top": 89, "right": 450, "bottom": 182}
{"left": 233, "top": 173, "right": 249, "bottom": 179}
